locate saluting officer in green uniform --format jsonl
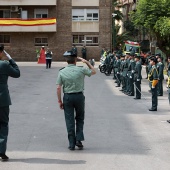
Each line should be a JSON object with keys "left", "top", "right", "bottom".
{"left": 134, "top": 55, "right": 142, "bottom": 99}
{"left": 0, "top": 44, "right": 20, "bottom": 160}
{"left": 148, "top": 57, "right": 159, "bottom": 111}
{"left": 56, "top": 51, "right": 96, "bottom": 150}
{"left": 156, "top": 55, "right": 164, "bottom": 96}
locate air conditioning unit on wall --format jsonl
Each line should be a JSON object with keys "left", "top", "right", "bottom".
{"left": 11, "top": 6, "right": 19, "bottom": 12}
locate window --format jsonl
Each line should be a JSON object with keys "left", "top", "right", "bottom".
{"left": 72, "top": 9, "right": 84, "bottom": 21}
{"left": 86, "top": 9, "right": 99, "bottom": 21}
{"left": 0, "top": 10, "right": 10, "bottom": 18}
{"left": 0, "top": 35, "right": 10, "bottom": 44}
{"left": 35, "top": 37, "right": 48, "bottom": 46}
{"left": 34, "top": 9, "right": 48, "bottom": 18}
{"left": 72, "top": 9, "right": 99, "bottom": 21}
{"left": 73, "top": 35, "right": 98, "bottom": 46}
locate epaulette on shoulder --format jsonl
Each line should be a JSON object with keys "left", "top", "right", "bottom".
{"left": 4, "top": 60, "right": 9, "bottom": 64}
{"left": 59, "top": 67, "right": 65, "bottom": 71}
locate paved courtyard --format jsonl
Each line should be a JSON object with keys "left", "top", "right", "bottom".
{"left": 1, "top": 62, "right": 170, "bottom": 170}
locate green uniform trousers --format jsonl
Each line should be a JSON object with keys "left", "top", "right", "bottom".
{"left": 0, "top": 106, "right": 9, "bottom": 154}
{"left": 134, "top": 80, "right": 141, "bottom": 98}
{"left": 150, "top": 83, "right": 158, "bottom": 109}
{"left": 157, "top": 80, "right": 163, "bottom": 96}
{"left": 63, "top": 93, "right": 85, "bottom": 147}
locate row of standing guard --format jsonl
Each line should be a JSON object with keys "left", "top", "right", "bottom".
{"left": 99, "top": 51, "right": 168, "bottom": 112}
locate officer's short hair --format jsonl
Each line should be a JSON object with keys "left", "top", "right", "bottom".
{"left": 65, "top": 56, "right": 76, "bottom": 64}
{"left": 0, "top": 44, "right": 4, "bottom": 52}
{"left": 150, "top": 57, "right": 157, "bottom": 63}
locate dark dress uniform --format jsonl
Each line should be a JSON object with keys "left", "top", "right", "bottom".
{"left": 56, "top": 55, "right": 93, "bottom": 150}
{"left": 148, "top": 65, "right": 158, "bottom": 111}
{"left": 128, "top": 59, "right": 136, "bottom": 96}
{"left": 157, "top": 61, "right": 164, "bottom": 96}
{"left": 71, "top": 46, "right": 77, "bottom": 57}
{"left": 45, "top": 50, "right": 53, "bottom": 69}
{"left": 0, "top": 59, "right": 20, "bottom": 156}
{"left": 114, "top": 57, "right": 121, "bottom": 87}
{"left": 81, "top": 46, "right": 86, "bottom": 59}
{"left": 134, "top": 60, "right": 142, "bottom": 99}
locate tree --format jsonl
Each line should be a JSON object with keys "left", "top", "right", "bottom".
{"left": 112, "top": 0, "right": 131, "bottom": 50}
{"left": 130, "top": 0, "right": 170, "bottom": 56}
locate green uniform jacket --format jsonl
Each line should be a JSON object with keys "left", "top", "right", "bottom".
{"left": 128, "top": 59, "right": 136, "bottom": 77}
{"left": 167, "top": 63, "right": 170, "bottom": 76}
{"left": 114, "top": 59, "right": 121, "bottom": 73}
{"left": 134, "top": 61, "right": 142, "bottom": 80}
{"left": 157, "top": 62, "right": 164, "bottom": 80}
{"left": 148, "top": 65, "right": 158, "bottom": 82}
{"left": 0, "top": 59, "right": 20, "bottom": 107}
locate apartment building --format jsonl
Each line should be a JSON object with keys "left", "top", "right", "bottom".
{"left": 0, "top": 0, "right": 112, "bottom": 61}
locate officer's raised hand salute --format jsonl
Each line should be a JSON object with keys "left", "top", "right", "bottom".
{"left": 56, "top": 51, "right": 96, "bottom": 151}
{"left": 0, "top": 44, "right": 20, "bottom": 161}
{"left": 77, "top": 57, "right": 96, "bottom": 75}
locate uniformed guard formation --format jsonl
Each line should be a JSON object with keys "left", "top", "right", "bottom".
{"left": 56, "top": 51, "right": 96, "bottom": 150}
{"left": 0, "top": 44, "right": 20, "bottom": 161}
{"left": 99, "top": 49, "right": 167, "bottom": 112}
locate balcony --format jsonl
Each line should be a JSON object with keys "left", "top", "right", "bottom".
{"left": 0, "top": 18, "right": 56, "bottom": 32}
{"left": 0, "top": 0, "right": 57, "bottom": 6}
{"left": 72, "top": 0, "right": 99, "bottom": 6}
{"left": 72, "top": 21, "right": 99, "bottom": 32}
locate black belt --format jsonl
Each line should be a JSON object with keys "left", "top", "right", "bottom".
{"left": 65, "top": 92, "right": 82, "bottom": 95}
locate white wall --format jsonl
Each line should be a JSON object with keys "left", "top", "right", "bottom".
{"left": 72, "top": 0, "right": 99, "bottom": 6}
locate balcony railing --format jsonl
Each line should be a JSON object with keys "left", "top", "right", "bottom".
{"left": 0, "top": 18, "right": 57, "bottom": 32}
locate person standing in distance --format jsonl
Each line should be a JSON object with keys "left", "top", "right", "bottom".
{"left": 45, "top": 48, "right": 53, "bottom": 69}
{"left": 56, "top": 51, "right": 96, "bottom": 150}
{"left": 81, "top": 45, "right": 87, "bottom": 59}
{"left": 0, "top": 44, "right": 20, "bottom": 161}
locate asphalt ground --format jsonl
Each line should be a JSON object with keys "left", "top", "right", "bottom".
{"left": 1, "top": 61, "right": 170, "bottom": 170}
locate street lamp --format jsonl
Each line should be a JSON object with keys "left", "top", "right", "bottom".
{"left": 112, "top": 13, "right": 117, "bottom": 51}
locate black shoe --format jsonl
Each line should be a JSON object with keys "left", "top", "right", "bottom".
{"left": 119, "top": 89, "right": 123, "bottom": 91}
{"left": 128, "top": 93, "right": 134, "bottom": 96}
{"left": 158, "top": 94, "right": 163, "bottom": 96}
{"left": 149, "top": 108, "right": 157, "bottom": 111}
{"left": 167, "top": 120, "right": 170, "bottom": 123}
{"left": 134, "top": 97, "right": 141, "bottom": 99}
{"left": 0, "top": 153, "right": 9, "bottom": 161}
{"left": 76, "top": 141, "right": 83, "bottom": 149}
{"left": 68, "top": 146, "right": 75, "bottom": 151}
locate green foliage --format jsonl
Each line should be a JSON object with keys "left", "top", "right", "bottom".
{"left": 130, "top": 0, "right": 170, "bottom": 55}
{"left": 131, "top": 0, "right": 170, "bottom": 31}
{"left": 154, "top": 17, "right": 170, "bottom": 37}
{"left": 123, "top": 20, "right": 139, "bottom": 37}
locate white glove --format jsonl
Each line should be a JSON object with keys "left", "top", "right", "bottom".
{"left": 3, "top": 50, "right": 12, "bottom": 60}
{"left": 132, "top": 70, "right": 135, "bottom": 73}
{"left": 117, "top": 72, "right": 120, "bottom": 74}
{"left": 152, "top": 86, "right": 155, "bottom": 89}
{"left": 130, "top": 76, "right": 132, "bottom": 78}
{"left": 137, "top": 79, "right": 140, "bottom": 81}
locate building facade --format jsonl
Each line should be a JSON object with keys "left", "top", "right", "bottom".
{"left": 0, "top": 0, "right": 112, "bottom": 61}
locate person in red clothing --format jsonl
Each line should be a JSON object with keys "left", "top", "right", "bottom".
{"left": 38, "top": 46, "right": 46, "bottom": 64}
